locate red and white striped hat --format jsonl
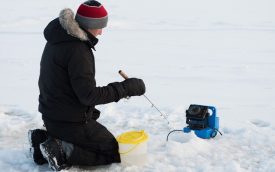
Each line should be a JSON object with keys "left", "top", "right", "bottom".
{"left": 75, "top": 0, "right": 108, "bottom": 30}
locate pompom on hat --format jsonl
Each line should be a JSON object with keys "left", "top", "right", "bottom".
{"left": 75, "top": 0, "right": 108, "bottom": 30}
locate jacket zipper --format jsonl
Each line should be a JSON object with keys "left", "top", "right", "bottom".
{"left": 84, "top": 106, "right": 91, "bottom": 124}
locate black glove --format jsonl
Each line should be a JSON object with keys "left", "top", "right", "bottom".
{"left": 121, "top": 78, "right": 146, "bottom": 97}
{"left": 108, "top": 78, "right": 146, "bottom": 102}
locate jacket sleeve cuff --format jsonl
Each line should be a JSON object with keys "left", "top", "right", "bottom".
{"left": 108, "top": 82, "right": 127, "bottom": 102}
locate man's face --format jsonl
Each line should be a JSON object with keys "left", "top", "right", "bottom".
{"left": 88, "top": 29, "right": 103, "bottom": 37}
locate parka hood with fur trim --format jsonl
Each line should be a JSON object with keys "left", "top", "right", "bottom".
{"left": 43, "top": 8, "right": 98, "bottom": 48}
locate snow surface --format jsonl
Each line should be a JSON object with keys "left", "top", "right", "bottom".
{"left": 0, "top": 0, "right": 275, "bottom": 171}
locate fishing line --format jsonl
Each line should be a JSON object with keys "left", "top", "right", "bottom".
{"left": 119, "top": 70, "right": 171, "bottom": 126}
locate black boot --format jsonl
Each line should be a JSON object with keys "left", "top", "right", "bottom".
{"left": 28, "top": 129, "right": 48, "bottom": 165}
{"left": 40, "top": 138, "right": 68, "bottom": 171}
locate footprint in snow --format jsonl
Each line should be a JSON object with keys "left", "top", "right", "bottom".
{"left": 250, "top": 119, "right": 270, "bottom": 128}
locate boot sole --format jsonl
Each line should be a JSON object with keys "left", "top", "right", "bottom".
{"left": 28, "top": 130, "right": 47, "bottom": 165}
{"left": 40, "top": 144, "right": 61, "bottom": 171}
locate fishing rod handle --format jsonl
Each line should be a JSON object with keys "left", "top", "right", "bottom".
{"left": 119, "top": 70, "right": 129, "bottom": 80}
{"left": 118, "top": 70, "right": 130, "bottom": 99}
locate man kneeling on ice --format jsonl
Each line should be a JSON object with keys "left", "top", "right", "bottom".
{"left": 28, "top": 0, "right": 145, "bottom": 171}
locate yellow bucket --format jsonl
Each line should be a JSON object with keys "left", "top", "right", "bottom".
{"left": 116, "top": 130, "right": 149, "bottom": 166}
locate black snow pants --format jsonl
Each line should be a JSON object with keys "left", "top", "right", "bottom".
{"left": 43, "top": 118, "right": 121, "bottom": 166}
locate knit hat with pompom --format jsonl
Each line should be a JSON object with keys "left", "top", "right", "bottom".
{"left": 75, "top": 0, "right": 108, "bottom": 30}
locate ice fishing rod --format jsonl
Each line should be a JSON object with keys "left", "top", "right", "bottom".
{"left": 118, "top": 70, "right": 171, "bottom": 125}
{"left": 119, "top": 71, "right": 222, "bottom": 141}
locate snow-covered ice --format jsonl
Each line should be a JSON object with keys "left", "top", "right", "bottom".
{"left": 0, "top": 0, "right": 275, "bottom": 171}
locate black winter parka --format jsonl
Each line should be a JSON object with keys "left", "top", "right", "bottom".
{"left": 39, "top": 16, "right": 125, "bottom": 123}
